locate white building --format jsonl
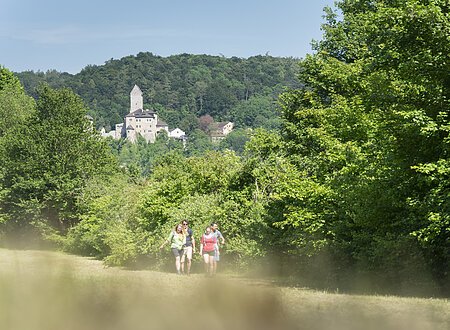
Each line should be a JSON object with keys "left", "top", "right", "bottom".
{"left": 103, "top": 85, "right": 169, "bottom": 143}
{"left": 168, "top": 128, "right": 186, "bottom": 139}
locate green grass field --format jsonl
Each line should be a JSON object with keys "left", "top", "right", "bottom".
{"left": 0, "top": 248, "right": 448, "bottom": 330}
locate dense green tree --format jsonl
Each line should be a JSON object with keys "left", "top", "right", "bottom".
{"left": 219, "top": 128, "right": 251, "bottom": 155}
{"left": 279, "top": 0, "right": 449, "bottom": 293}
{"left": 0, "top": 70, "right": 35, "bottom": 138}
{"left": 0, "top": 68, "right": 36, "bottom": 229}
{"left": 184, "top": 129, "right": 214, "bottom": 157}
{"left": 0, "top": 66, "right": 24, "bottom": 92}
{"left": 229, "top": 95, "right": 279, "bottom": 129}
{"left": 64, "top": 173, "right": 144, "bottom": 264}
{"left": 0, "top": 85, "right": 116, "bottom": 234}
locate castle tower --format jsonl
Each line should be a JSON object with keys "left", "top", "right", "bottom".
{"left": 130, "top": 84, "right": 143, "bottom": 113}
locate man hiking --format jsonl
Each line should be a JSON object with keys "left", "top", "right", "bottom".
{"left": 181, "top": 220, "right": 195, "bottom": 276}
{"left": 210, "top": 222, "right": 225, "bottom": 275}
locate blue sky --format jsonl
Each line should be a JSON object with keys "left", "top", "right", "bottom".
{"left": 1, "top": 0, "right": 336, "bottom": 74}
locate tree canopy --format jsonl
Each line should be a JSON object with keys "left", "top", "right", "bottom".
{"left": 279, "top": 0, "right": 449, "bottom": 293}
{"left": 0, "top": 83, "right": 116, "bottom": 239}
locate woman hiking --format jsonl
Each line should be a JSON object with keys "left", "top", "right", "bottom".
{"left": 199, "top": 225, "right": 217, "bottom": 276}
{"left": 160, "top": 223, "right": 186, "bottom": 275}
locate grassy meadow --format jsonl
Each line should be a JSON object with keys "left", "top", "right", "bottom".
{"left": 0, "top": 248, "right": 448, "bottom": 330}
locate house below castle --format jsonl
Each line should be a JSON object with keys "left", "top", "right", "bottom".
{"left": 209, "top": 121, "right": 234, "bottom": 143}
{"left": 101, "top": 85, "right": 169, "bottom": 143}
{"left": 168, "top": 127, "right": 186, "bottom": 139}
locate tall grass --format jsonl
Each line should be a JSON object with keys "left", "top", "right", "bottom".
{"left": 0, "top": 249, "right": 448, "bottom": 330}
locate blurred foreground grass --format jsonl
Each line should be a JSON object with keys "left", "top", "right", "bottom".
{"left": 0, "top": 248, "right": 448, "bottom": 330}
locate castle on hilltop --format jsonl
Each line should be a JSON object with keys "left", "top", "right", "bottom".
{"left": 101, "top": 85, "right": 169, "bottom": 143}
{"left": 102, "top": 84, "right": 234, "bottom": 144}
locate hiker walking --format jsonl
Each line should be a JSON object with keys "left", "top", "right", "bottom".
{"left": 160, "top": 223, "right": 186, "bottom": 275}
{"left": 199, "top": 225, "right": 217, "bottom": 276}
{"left": 211, "top": 222, "right": 225, "bottom": 275}
{"left": 181, "top": 220, "right": 195, "bottom": 276}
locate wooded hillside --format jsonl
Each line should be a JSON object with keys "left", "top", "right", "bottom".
{"left": 16, "top": 53, "right": 301, "bottom": 132}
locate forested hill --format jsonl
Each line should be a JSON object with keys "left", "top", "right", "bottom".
{"left": 16, "top": 53, "right": 301, "bottom": 132}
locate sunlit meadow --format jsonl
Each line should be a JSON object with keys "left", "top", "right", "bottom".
{"left": 0, "top": 249, "right": 448, "bottom": 330}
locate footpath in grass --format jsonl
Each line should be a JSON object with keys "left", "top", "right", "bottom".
{"left": 0, "top": 248, "right": 448, "bottom": 330}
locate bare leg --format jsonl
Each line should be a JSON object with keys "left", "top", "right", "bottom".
{"left": 175, "top": 256, "right": 181, "bottom": 274}
{"left": 187, "top": 259, "right": 191, "bottom": 275}
{"left": 203, "top": 254, "right": 210, "bottom": 274}
{"left": 209, "top": 255, "right": 214, "bottom": 275}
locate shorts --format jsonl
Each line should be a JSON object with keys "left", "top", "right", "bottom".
{"left": 181, "top": 246, "right": 193, "bottom": 262}
{"left": 202, "top": 250, "right": 214, "bottom": 256}
{"left": 171, "top": 248, "right": 183, "bottom": 257}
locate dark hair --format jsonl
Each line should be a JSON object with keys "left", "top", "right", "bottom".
{"left": 182, "top": 220, "right": 189, "bottom": 225}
